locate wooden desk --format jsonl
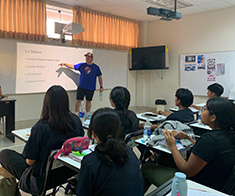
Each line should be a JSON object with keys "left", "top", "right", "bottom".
{"left": 0, "top": 99, "right": 16, "bottom": 142}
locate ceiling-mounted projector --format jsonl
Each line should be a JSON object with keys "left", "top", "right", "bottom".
{"left": 147, "top": 7, "right": 182, "bottom": 21}
{"left": 54, "top": 22, "right": 84, "bottom": 43}
{"left": 147, "top": 0, "right": 182, "bottom": 21}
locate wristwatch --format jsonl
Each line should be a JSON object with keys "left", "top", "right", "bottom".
{"left": 100, "top": 86, "right": 103, "bottom": 88}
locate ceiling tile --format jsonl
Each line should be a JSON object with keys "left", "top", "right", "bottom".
{"left": 47, "top": 0, "right": 235, "bottom": 21}
{"left": 184, "top": 0, "right": 219, "bottom": 5}
{"left": 223, "top": 0, "right": 235, "bottom": 5}
{"left": 180, "top": 5, "right": 208, "bottom": 15}
{"left": 198, "top": 1, "right": 232, "bottom": 10}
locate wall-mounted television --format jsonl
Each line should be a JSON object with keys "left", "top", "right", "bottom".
{"left": 130, "top": 45, "right": 169, "bottom": 70}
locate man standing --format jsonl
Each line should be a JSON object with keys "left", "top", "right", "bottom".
{"left": 59, "top": 52, "right": 103, "bottom": 114}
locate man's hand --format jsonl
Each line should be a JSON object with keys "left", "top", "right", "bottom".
{"left": 59, "top": 63, "right": 65, "bottom": 66}
{"left": 100, "top": 87, "right": 104, "bottom": 93}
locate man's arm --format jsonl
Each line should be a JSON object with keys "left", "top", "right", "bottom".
{"left": 98, "top": 76, "right": 103, "bottom": 92}
{"left": 59, "top": 63, "right": 74, "bottom": 69}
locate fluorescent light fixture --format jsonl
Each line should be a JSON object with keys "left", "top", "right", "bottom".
{"left": 146, "top": 0, "right": 193, "bottom": 9}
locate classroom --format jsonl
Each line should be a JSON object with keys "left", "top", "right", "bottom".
{"left": 0, "top": 0, "right": 235, "bottom": 195}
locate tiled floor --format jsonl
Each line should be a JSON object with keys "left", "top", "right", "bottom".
{"left": 0, "top": 106, "right": 157, "bottom": 195}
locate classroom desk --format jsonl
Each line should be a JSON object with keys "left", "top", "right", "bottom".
{"left": 135, "top": 138, "right": 188, "bottom": 154}
{"left": 12, "top": 128, "right": 31, "bottom": 143}
{"left": 11, "top": 128, "right": 95, "bottom": 173}
{"left": 0, "top": 98, "right": 16, "bottom": 142}
{"left": 189, "top": 122, "right": 212, "bottom": 131}
{"left": 148, "top": 179, "right": 228, "bottom": 196}
{"left": 136, "top": 112, "right": 166, "bottom": 123}
{"left": 57, "top": 144, "right": 96, "bottom": 173}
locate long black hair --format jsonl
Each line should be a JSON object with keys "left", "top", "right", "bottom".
{"left": 88, "top": 108, "right": 128, "bottom": 166}
{"left": 206, "top": 97, "right": 235, "bottom": 130}
{"left": 41, "top": 85, "right": 76, "bottom": 133}
{"left": 110, "top": 86, "right": 132, "bottom": 137}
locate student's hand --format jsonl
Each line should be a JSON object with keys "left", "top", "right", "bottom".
{"left": 175, "top": 131, "right": 189, "bottom": 139}
{"left": 163, "top": 129, "right": 176, "bottom": 148}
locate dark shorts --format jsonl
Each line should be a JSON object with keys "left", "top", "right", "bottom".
{"left": 76, "top": 87, "right": 95, "bottom": 101}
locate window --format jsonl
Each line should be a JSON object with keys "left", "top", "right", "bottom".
{"left": 46, "top": 5, "right": 73, "bottom": 40}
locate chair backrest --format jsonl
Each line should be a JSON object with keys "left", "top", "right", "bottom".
{"left": 124, "top": 129, "right": 143, "bottom": 148}
{"left": 40, "top": 149, "right": 63, "bottom": 196}
{"left": 223, "top": 165, "right": 235, "bottom": 195}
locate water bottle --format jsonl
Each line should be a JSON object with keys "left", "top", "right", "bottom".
{"left": 99, "top": 92, "right": 103, "bottom": 101}
{"left": 198, "top": 107, "right": 203, "bottom": 124}
{"left": 171, "top": 172, "right": 188, "bottom": 196}
{"left": 79, "top": 101, "right": 85, "bottom": 124}
{"left": 143, "top": 120, "right": 152, "bottom": 140}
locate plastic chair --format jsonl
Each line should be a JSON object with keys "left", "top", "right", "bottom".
{"left": 223, "top": 165, "right": 235, "bottom": 195}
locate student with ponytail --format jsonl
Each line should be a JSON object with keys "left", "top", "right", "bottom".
{"left": 110, "top": 86, "right": 139, "bottom": 138}
{"left": 76, "top": 108, "right": 144, "bottom": 196}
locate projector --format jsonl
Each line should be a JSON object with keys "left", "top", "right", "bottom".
{"left": 62, "top": 22, "right": 84, "bottom": 35}
{"left": 147, "top": 7, "right": 182, "bottom": 21}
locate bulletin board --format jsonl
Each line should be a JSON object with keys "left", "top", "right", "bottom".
{"left": 180, "top": 51, "right": 235, "bottom": 97}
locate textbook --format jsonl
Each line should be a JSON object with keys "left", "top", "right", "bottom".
{"left": 68, "top": 146, "right": 95, "bottom": 163}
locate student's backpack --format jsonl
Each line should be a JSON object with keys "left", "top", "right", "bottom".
{"left": 0, "top": 177, "right": 21, "bottom": 196}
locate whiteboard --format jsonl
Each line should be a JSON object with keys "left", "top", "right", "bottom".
{"left": 0, "top": 40, "right": 127, "bottom": 94}
{"left": 180, "top": 51, "right": 235, "bottom": 97}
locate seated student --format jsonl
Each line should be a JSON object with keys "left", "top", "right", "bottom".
{"left": 152, "top": 88, "right": 194, "bottom": 129}
{"left": 0, "top": 85, "right": 84, "bottom": 194}
{"left": 0, "top": 85, "right": 7, "bottom": 98}
{"left": 142, "top": 97, "right": 235, "bottom": 193}
{"left": 76, "top": 108, "right": 144, "bottom": 196}
{"left": 191, "top": 83, "right": 224, "bottom": 110}
{"left": 110, "top": 86, "right": 139, "bottom": 138}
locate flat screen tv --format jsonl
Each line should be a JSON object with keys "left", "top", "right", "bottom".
{"left": 130, "top": 45, "right": 169, "bottom": 70}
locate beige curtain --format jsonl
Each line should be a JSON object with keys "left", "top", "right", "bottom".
{"left": 0, "top": 0, "right": 46, "bottom": 41}
{"left": 72, "top": 7, "right": 139, "bottom": 50}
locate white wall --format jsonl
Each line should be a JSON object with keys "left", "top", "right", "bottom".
{"left": 137, "top": 6, "right": 235, "bottom": 109}
{"left": 0, "top": 38, "right": 136, "bottom": 122}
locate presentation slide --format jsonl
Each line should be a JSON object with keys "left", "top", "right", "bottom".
{"left": 16, "top": 43, "right": 92, "bottom": 94}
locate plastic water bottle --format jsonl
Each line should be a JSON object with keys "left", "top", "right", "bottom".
{"left": 79, "top": 101, "right": 85, "bottom": 124}
{"left": 198, "top": 107, "right": 203, "bottom": 124}
{"left": 143, "top": 120, "right": 152, "bottom": 141}
{"left": 99, "top": 92, "right": 103, "bottom": 101}
{"left": 171, "top": 172, "right": 188, "bottom": 196}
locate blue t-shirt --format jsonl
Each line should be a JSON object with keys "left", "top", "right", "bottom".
{"left": 74, "top": 63, "right": 102, "bottom": 91}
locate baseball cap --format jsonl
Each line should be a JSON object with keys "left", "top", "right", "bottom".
{"left": 84, "top": 52, "right": 93, "bottom": 58}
